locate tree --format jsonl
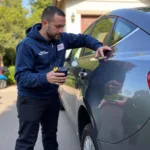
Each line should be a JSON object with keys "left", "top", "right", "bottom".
{"left": 0, "top": 0, "right": 27, "bottom": 66}
{"left": 27, "top": 0, "right": 52, "bottom": 27}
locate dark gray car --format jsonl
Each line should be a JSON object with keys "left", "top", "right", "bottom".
{"left": 59, "top": 7, "right": 150, "bottom": 150}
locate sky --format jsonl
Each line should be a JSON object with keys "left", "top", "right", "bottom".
{"left": 22, "top": 0, "right": 31, "bottom": 17}
{"left": 22, "top": 0, "right": 30, "bottom": 9}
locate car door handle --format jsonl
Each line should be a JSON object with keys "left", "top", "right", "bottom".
{"left": 79, "top": 70, "right": 87, "bottom": 79}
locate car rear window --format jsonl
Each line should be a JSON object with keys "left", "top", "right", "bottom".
{"left": 136, "top": 7, "right": 150, "bottom": 12}
{"left": 110, "top": 17, "right": 137, "bottom": 46}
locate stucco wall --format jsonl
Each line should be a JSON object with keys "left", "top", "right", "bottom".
{"left": 64, "top": 0, "right": 150, "bottom": 33}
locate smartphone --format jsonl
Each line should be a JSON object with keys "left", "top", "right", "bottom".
{"left": 53, "top": 67, "right": 69, "bottom": 76}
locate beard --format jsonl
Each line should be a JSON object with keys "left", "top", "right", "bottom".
{"left": 47, "top": 31, "right": 61, "bottom": 41}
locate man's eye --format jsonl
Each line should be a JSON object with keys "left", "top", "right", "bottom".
{"left": 56, "top": 25, "right": 65, "bottom": 28}
{"left": 56, "top": 26, "right": 61, "bottom": 28}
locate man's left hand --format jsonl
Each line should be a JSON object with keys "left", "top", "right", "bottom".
{"left": 95, "top": 46, "right": 112, "bottom": 59}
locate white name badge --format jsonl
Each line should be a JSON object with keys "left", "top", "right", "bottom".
{"left": 57, "top": 43, "right": 64, "bottom": 51}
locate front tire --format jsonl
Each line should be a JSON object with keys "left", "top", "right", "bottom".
{"left": 81, "top": 123, "right": 99, "bottom": 150}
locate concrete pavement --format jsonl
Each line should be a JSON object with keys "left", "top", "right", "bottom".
{"left": 0, "top": 86, "right": 80, "bottom": 150}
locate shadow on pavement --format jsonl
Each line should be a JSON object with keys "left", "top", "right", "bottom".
{"left": 0, "top": 103, "right": 18, "bottom": 150}
{"left": 0, "top": 101, "right": 80, "bottom": 150}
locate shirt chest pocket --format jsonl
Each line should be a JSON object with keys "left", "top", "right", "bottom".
{"left": 36, "top": 53, "right": 50, "bottom": 67}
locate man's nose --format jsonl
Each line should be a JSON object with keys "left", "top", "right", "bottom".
{"left": 59, "top": 27, "right": 63, "bottom": 33}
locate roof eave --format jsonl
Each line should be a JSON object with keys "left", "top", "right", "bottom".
{"left": 53, "top": 0, "right": 65, "bottom": 9}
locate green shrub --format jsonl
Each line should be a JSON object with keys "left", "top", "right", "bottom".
{"left": 5, "top": 66, "right": 16, "bottom": 85}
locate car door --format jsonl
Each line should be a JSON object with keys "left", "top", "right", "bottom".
{"left": 67, "top": 17, "right": 116, "bottom": 129}
{"left": 59, "top": 23, "right": 96, "bottom": 128}
{"left": 80, "top": 16, "right": 117, "bottom": 97}
{"left": 84, "top": 17, "right": 150, "bottom": 144}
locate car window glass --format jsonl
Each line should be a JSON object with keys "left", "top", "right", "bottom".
{"left": 110, "top": 17, "right": 137, "bottom": 46}
{"left": 75, "top": 23, "right": 96, "bottom": 58}
{"left": 68, "top": 23, "right": 95, "bottom": 61}
{"left": 64, "top": 48, "right": 82, "bottom": 88}
{"left": 70, "top": 48, "right": 83, "bottom": 61}
{"left": 65, "top": 24, "right": 95, "bottom": 88}
{"left": 83, "top": 17, "right": 116, "bottom": 57}
{"left": 92, "top": 17, "right": 116, "bottom": 43}
{"left": 113, "top": 28, "right": 150, "bottom": 53}
{"left": 84, "top": 22, "right": 95, "bottom": 35}
{"left": 137, "top": 7, "right": 150, "bottom": 12}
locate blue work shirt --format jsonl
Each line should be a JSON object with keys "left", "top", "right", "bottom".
{"left": 15, "top": 23, "right": 102, "bottom": 99}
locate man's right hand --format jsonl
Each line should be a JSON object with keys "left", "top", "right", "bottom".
{"left": 46, "top": 71, "right": 66, "bottom": 85}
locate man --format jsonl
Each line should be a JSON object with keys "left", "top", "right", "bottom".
{"left": 15, "top": 6, "right": 111, "bottom": 150}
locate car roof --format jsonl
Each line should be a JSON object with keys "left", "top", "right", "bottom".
{"left": 107, "top": 8, "right": 150, "bottom": 34}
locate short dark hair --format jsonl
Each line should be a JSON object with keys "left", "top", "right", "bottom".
{"left": 41, "top": 6, "right": 65, "bottom": 22}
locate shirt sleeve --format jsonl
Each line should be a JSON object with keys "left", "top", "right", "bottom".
{"left": 14, "top": 41, "right": 49, "bottom": 87}
{"left": 63, "top": 32, "right": 103, "bottom": 51}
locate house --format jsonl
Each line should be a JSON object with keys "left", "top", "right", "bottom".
{"left": 53, "top": 0, "right": 150, "bottom": 33}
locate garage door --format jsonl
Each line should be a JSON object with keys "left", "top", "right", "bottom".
{"left": 81, "top": 15, "right": 99, "bottom": 33}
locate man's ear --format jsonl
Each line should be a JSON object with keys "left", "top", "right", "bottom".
{"left": 42, "top": 20, "right": 48, "bottom": 27}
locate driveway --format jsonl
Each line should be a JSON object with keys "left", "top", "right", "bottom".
{"left": 0, "top": 86, "right": 80, "bottom": 150}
